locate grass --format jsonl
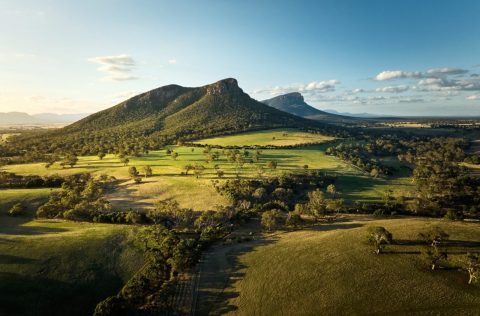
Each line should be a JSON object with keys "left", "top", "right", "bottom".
{"left": 201, "top": 216, "right": 480, "bottom": 315}
{"left": 0, "top": 212, "right": 143, "bottom": 316}
{"left": 1, "top": 130, "right": 415, "bottom": 210}
{"left": 194, "top": 129, "right": 334, "bottom": 147}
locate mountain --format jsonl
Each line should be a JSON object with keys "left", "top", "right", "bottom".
{"left": 261, "top": 93, "right": 353, "bottom": 122}
{"left": 13, "top": 78, "right": 332, "bottom": 154}
{"left": 0, "top": 112, "right": 44, "bottom": 125}
{"left": 0, "top": 112, "right": 89, "bottom": 126}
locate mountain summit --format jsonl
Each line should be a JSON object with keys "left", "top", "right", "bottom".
{"left": 262, "top": 92, "right": 352, "bottom": 122}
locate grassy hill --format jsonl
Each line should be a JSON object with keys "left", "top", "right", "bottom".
{"left": 0, "top": 202, "right": 143, "bottom": 316}
{"left": 197, "top": 216, "right": 480, "bottom": 315}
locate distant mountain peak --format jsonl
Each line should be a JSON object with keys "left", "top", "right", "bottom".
{"left": 276, "top": 92, "right": 305, "bottom": 102}
{"left": 262, "top": 92, "right": 354, "bottom": 123}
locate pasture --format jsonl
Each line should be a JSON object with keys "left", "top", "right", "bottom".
{"left": 196, "top": 216, "right": 480, "bottom": 315}
{"left": 1, "top": 129, "right": 414, "bottom": 211}
{"left": 194, "top": 129, "right": 334, "bottom": 147}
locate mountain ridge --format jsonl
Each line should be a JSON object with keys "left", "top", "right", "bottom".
{"left": 10, "top": 78, "right": 333, "bottom": 154}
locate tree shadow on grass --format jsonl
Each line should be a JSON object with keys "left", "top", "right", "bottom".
{"left": 194, "top": 238, "right": 278, "bottom": 316}
{"left": 308, "top": 222, "right": 364, "bottom": 232}
{"left": 0, "top": 224, "right": 68, "bottom": 236}
{"left": 0, "top": 254, "right": 37, "bottom": 264}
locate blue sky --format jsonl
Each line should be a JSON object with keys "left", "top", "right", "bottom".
{"left": 1, "top": 0, "right": 480, "bottom": 116}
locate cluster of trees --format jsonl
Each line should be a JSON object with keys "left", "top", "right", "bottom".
{"left": 213, "top": 172, "right": 344, "bottom": 231}
{"left": 36, "top": 173, "right": 116, "bottom": 220}
{"left": 366, "top": 225, "right": 479, "bottom": 285}
{"left": 0, "top": 171, "right": 64, "bottom": 189}
{"left": 408, "top": 138, "right": 480, "bottom": 218}
{"left": 326, "top": 143, "right": 395, "bottom": 177}
{"left": 94, "top": 201, "right": 259, "bottom": 315}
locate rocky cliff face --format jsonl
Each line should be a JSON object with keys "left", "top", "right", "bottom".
{"left": 206, "top": 78, "right": 242, "bottom": 95}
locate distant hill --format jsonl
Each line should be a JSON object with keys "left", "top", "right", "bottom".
{"left": 0, "top": 112, "right": 89, "bottom": 126}
{"left": 261, "top": 92, "right": 354, "bottom": 122}
{"left": 11, "top": 78, "right": 335, "bottom": 154}
{"left": 323, "top": 109, "right": 388, "bottom": 118}
{"left": 0, "top": 112, "right": 44, "bottom": 125}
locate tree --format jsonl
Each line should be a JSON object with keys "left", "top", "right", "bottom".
{"left": 8, "top": 203, "right": 26, "bottom": 216}
{"left": 128, "top": 166, "right": 139, "bottom": 178}
{"left": 121, "top": 157, "right": 129, "bottom": 166}
{"left": 419, "top": 226, "right": 450, "bottom": 270}
{"left": 285, "top": 211, "right": 303, "bottom": 228}
{"left": 134, "top": 176, "right": 142, "bottom": 184}
{"left": 462, "top": 253, "right": 479, "bottom": 285}
{"left": 184, "top": 164, "right": 194, "bottom": 175}
{"left": 61, "top": 154, "right": 78, "bottom": 168}
{"left": 418, "top": 226, "right": 449, "bottom": 247}
{"left": 143, "top": 165, "right": 153, "bottom": 178}
{"left": 261, "top": 209, "right": 282, "bottom": 231}
{"left": 306, "top": 189, "right": 326, "bottom": 217}
{"left": 267, "top": 160, "right": 277, "bottom": 171}
{"left": 326, "top": 184, "right": 337, "bottom": 199}
{"left": 171, "top": 152, "right": 179, "bottom": 160}
{"left": 216, "top": 170, "right": 224, "bottom": 178}
{"left": 97, "top": 151, "right": 106, "bottom": 160}
{"left": 326, "top": 198, "right": 344, "bottom": 214}
{"left": 366, "top": 226, "right": 393, "bottom": 254}
{"left": 193, "top": 164, "right": 205, "bottom": 179}
{"left": 423, "top": 244, "right": 447, "bottom": 270}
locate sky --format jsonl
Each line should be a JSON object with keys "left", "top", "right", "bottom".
{"left": 1, "top": 0, "right": 480, "bottom": 116}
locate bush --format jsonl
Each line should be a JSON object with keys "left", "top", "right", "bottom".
{"left": 261, "top": 209, "right": 283, "bottom": 231}
{"left": 444, "top": 209, "right": 463, "bottom": 221}
{"left": 8, "top": 203, "right": 26, "bottom": 216}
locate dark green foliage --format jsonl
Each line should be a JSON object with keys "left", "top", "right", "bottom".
{"left": 36, "top": 173, "right": 114, "bottom": 220}
{"left": 0, "top": 171, "right": 64, "bottom": 189}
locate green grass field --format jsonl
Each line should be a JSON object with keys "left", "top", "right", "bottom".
{"left": 1, "top": 129, "right": 414, "bottom": 210}
{"left": 0, "top": 213, "right": 143, "bottom": 316}
{"left": 194, "top": 129, "right": 334, "bottom": 147}
{"left": 197, "top": 216, "right": 480, "bottom": 315}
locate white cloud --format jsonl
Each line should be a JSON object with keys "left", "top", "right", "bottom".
{"left": 88, "top": 54, "right": 135, "bottom": 66}
{"left": 88, "top": 54, "right": 138, "bottom": 81}
{"left": 466, "top": 94, "right": 480, "bottom": 100}
{"left": 374, "top": 70, "right": 422, "bottom": 81}
{"left": 375, "top": 67, "right": 469, "bottom": 81}
{"left": 425, "top": 67, "right": 468, "bottom": 77}
{"left": 168, "top": 59, "right": 177, "bottom": 64}
{"left": 375, "top": 85, "right": 409, "bottom": 93}
{"left": 255, "top": 80, "right": 340, "bottom": 96}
